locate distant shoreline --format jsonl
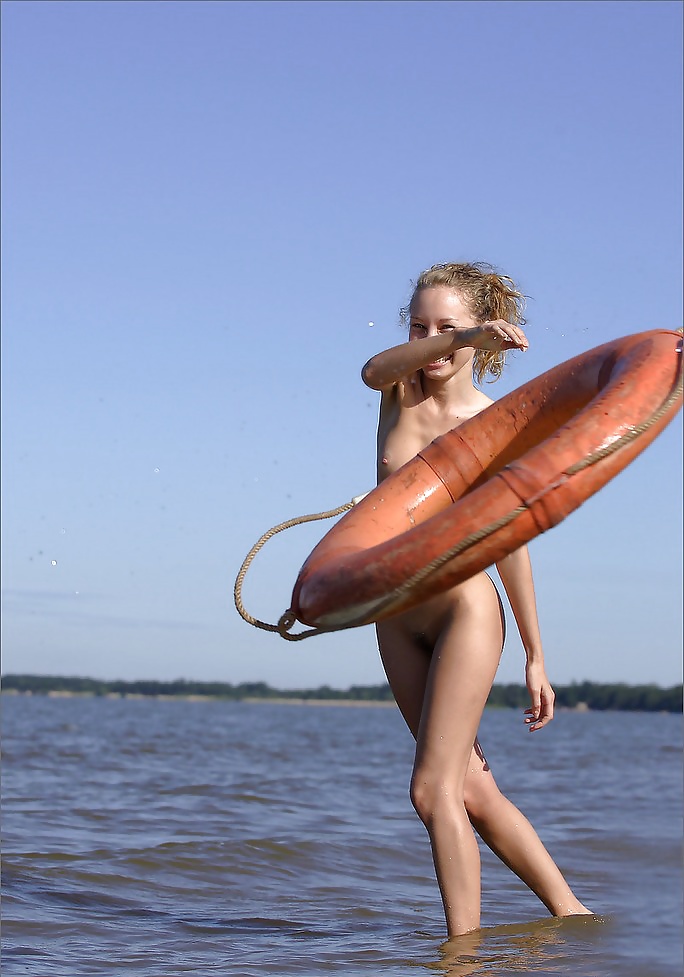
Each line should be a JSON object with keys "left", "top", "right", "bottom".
{"left": 1, "top": 675, "right": 681, "bottom": 712}
{"left": 1, "top": 689, "right": 398, "bottom": 707}
{"left": 0, "top": 690, "right": 677, "bottom": 715}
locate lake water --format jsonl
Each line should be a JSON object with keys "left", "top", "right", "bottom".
{"left": 2, "top": 695, "right": 681, "bottom": 977}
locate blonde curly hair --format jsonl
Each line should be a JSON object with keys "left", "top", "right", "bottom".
{"left": 401, "top": 261, "right": 527, "bottom": 383}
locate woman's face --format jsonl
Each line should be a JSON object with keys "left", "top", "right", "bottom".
{"left": 408, "top": 286, "right": 477, "bottom": 379}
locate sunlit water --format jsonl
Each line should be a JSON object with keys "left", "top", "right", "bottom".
{"left": 2, "top": 695, "right": 681, "bottom": 976}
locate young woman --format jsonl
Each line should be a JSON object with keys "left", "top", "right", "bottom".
{"left": 361, "top": 262, "right": 591, "bottom": 937}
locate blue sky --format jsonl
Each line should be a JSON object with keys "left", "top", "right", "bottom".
{"left": 2, "top": 0, "right": 682, "bottom": 689}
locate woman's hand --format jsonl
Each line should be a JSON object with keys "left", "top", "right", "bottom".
{"left": 524, "top": 659, "right": 555, "bottom": 732}
{"left": 460, "top": 320, "right": 529, "bottom": 352}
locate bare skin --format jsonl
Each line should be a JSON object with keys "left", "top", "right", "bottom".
{"left": 362, "top": 286, "right": 591, "bottom": 936}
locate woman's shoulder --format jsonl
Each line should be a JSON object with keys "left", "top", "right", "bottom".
{"left": 452, "top": 384, "right": 494, "bottom": 413}
{"left": 472, "top": 389, "right": 495, "bottom": 412}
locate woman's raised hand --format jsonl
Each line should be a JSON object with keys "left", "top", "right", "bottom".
{"left": 463, "top": 320, "right": 529, "bottom": 352}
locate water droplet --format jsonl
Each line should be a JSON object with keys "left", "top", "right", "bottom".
{"left": 153, "top": 468, "right": 160, "bottom": 474}
{"left": 60, "top": 528, "right": 67, "bottom": 535}
{"left": 51, "top": 560, "right": 58, "bottom": 567}
{"left": 368, "top": 321, "right": 375, "bottom": 328}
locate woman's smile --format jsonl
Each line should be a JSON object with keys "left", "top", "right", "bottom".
{"left": 424, "top": 354, "right": 452, "bottom": 369}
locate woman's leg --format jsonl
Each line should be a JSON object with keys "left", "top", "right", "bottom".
{"left": 463, "top": 738, "right": 591, "bottom": 916}
{"left": 410, "top": 601, "right": 504, "bottom": 934}
{"left": 379, "top": 578, "right": 504, "bottom": 935}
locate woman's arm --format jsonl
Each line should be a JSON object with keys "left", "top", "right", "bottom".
{"left": 496, "top": 545, "right": 555, "bottom": 732}
{"left": 361, "top": 321, "right": 528, "bottom": 390}
{"left": 362, "top": 333, "right": 461, "bottom": 390}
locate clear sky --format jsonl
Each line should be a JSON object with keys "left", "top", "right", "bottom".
{"left": 2, "top": 0, "right": 682, "bottom": 690}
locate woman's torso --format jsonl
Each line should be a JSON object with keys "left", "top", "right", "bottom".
{"left": 375, "top": 376, "right": 496, "bottom": 640}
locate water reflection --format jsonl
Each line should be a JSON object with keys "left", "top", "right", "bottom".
{"left": 429, "top": 915, "right": 609, "bottom": 976}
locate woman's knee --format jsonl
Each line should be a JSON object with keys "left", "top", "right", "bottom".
{"left": 410, "top": 767, "right": 464, "bottom": 827}
{"left": 409, "top": 772, "right": 431, "bottom": 824}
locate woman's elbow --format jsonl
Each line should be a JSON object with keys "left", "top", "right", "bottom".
{"left": 361, "top": 360, "right": 382, "bottom": 390}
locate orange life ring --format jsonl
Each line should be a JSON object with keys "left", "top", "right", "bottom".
{"left": 289, "top": 329, "right": 682, "bottom": 633}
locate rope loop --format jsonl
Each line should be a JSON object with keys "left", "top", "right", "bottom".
{"left": 233, "top": 499, "right": 356, "bottom": 638}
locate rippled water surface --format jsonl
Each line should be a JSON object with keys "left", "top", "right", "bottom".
{"left": 2, "top": 695, "right": 682, "bottom": 976}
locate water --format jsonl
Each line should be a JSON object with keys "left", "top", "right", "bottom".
{"left": 2, "top": 695, "right": 681, "bottom": 976}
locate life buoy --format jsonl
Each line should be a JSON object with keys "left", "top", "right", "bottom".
{"left": 287, "top": 329, "right": 682, "bottom": 633}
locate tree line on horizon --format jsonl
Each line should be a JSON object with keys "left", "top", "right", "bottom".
{"left": 1, "top": 674, "right": 682, "bottom": 712}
